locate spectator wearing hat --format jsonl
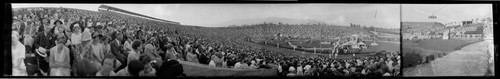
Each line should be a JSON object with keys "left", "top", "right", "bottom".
{"left": 12, "top": 31, "right": 27, "bottom": 76}
{"left": 111, "top": 32, "right": 128, "bottom": 72}
{"left": 69, "top": 22, "right": 83, "bottom": 46}
{"left": 34, "top": 19, "right": 56, "bottom": 76}
{"left": 68, "top": 22, "right": 83, "bottom": 66}
{"left": 53, "top": 20, "right": 64, "bottom": 36}
{"left": 48, "top": 33, "right": 71, "bottom": 76}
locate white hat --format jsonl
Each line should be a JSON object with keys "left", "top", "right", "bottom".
{"left": 36, "top": 48, "right": 47, "bottom": 57}
{"left": 289, "top": 67, "right": 296, "bottom": 72}
{"left": 383, "top": 73, "right": 391, "bottom": 76}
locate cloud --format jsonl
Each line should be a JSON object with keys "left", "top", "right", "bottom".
{"left": 402, "top": 4, "right": 492, "bottom": 24}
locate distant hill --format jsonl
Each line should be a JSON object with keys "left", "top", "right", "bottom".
{"left": 213, "top": 17, "right": 329, "bottom": 27}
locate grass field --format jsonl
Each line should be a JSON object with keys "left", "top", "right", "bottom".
{"left": 402, "top": 39, "right": 479, "bottom": 68}
{"left": 258, "top": 38, "right": 400, "bottom": 54}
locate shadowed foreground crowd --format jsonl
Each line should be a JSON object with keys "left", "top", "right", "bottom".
{"left": 8, "top": 7, "right": 401, "bottom": 77}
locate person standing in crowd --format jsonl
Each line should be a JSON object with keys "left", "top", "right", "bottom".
{"left": 49, "top": 33, "right": 71, "bottom": 76}
{"left": 111, "top": 32, "right": 128, "bottom": 72}
{"left": 128, "top": 40, "right": 142, "bottom": 65}
{"left": 12, "top": 31, "right": 27, "bottom": 76}
{"left": 34, "top": 19, "right": 56, "bottom": 76}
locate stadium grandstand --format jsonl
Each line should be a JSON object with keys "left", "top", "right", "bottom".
{"left": 98, "top": 5, "right": 180, "bottom": 25}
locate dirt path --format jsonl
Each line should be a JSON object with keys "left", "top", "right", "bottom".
{"left": 404, "top": 40, "right": 492, "bottom": 76}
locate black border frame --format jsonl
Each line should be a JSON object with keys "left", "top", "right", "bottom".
{"left": 1, "top": 0, "right": 499, "bottom": 78}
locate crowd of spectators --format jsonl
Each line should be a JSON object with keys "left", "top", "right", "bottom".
{"left": 9, "top": 7, "right": 401, "bottom": 77}
{"left": 217, "top": 23, "right": 372, "bottom": 40}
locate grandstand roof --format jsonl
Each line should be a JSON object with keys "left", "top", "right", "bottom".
{"left": 98, "top": 5, "right": 179, "bottom": 25}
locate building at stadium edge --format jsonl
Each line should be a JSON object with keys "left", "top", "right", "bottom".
{"left": 98, "top": 5, "right": 180, "bottom": 25}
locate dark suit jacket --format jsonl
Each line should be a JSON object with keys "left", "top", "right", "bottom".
{"left": 33, "top": 32, "right": 55, "bottom": 72}
{"left": 110, "top": 40, "right": 127, "bottom": 64}
{"left": 34, "top": 32, "right": 55, "bottom": 54}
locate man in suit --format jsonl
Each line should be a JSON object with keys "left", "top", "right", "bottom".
{"left": 33, "top": 21, "right": 56, "bottom": 76}
{"left": 110, "top": 32, "right": 128, "bottom": 72}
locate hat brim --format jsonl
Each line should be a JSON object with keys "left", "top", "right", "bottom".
{"left": 35, "top": 49, "right": 47, "bottom": 57}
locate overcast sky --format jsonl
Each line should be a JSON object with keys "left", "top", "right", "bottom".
{"left": 12, "top": 4, "right": 402, "bottom": 28}
{"left": 402, "top": 4, "right": 492, "bottom": 23}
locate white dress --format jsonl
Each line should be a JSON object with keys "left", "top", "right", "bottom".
{"left": 296, "top": 66, "right": 303, "bottom": 76}
{"left": 12, "top": 41, "right": 27, "bottom": 76}
{"left": 70, "top": 33, "right": 82, "bottom": 45}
